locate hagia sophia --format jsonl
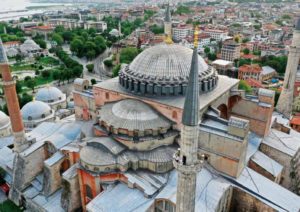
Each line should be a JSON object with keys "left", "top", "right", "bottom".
{"left": 0, "top": 8, "right": 300, "bottom": 212}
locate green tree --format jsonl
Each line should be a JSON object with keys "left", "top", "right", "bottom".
{"left": 86, "top": 64, "right": 94, "bottom": 73}
{"left": 15, "top": 54, "right": 24, "bottom": 64}
{"left": 70, "top": 39, "right": 83, "bottom": 55}
{"left": 52, "top": 33, "right": 64, "bottom": 46}
{"left": 149, "top": 25, "right": 164, "bottom": 34}
{"left": 243, "top": 48, "right": 250, "bottom": 55}
{"left": 15, "top": 80, "right": 22, "bottom": 94}
{"left": 41, "top": 70, "right": 50, "bottom": 78}
{"left": 238, "top": 80, "right": 252, "bottom": 93}
{"left": 204, "top": 47, "right": 210, "bottom": 55}
{"left": 25, "top": 78, "right": 36, "bottom": 92}
{"left": 112, "top": 64, "right": 121, "bottom": 77}
{"left": 62, "top": 31, "right": 74, "bottom": 42}
{"left": 35, "top": 39, "right": 46, "bottom": 49}
{"left": 91, "top": 78, "right": 97, "bottom": 85}
{"left": 120, "top": 47, "right": 139, "bottom": 64}
{"left": 207, "top": 53, "right": 217, "bottom": 61}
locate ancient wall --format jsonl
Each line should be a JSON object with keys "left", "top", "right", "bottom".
{"left": 231, "top": 99, "right": 273, "bottom": 137}
{"left": 259, "top": 143, "right": 292, "bottom": 189}
{"left": 229, "top": 187, "right": 275, "bottom": 212}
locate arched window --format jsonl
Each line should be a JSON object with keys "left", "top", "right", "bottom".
{"left": 172, "top": 111, "right": 177, "bottom": 120}
{"left": 41, "top": 114, "right": 45, "bottom": 119}
{"left": 154, "top": 199, "right": 176, "bottom": 212}
{"left": 85, "top": 184, "right": 93, "bottom": 200}
{"left": 28, "top": 116, "right": 32, "bottom": 121}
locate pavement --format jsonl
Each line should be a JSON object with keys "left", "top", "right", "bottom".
{"left": 0, "top": 191, "right": 7, "bottom": 204}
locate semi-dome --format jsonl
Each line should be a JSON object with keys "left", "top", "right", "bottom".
{"left": 0, "top": 111, "right": 10, "bottom": 129}
{"left": 119, "top": 44, "right": 218, "bottom": 96}
{"left": 99, "top": 99, "right": 172, "bottom": 132}
{"left": 21, "top": 100, "right": 53, "bottom": 121}
{"left": 35, "top": 86, "right": 65, "bottom": 103}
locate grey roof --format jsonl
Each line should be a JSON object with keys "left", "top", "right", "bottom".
{"left": 0, "top": 38, "right": 8, "bottom": 63}
{"left": 99, "top": 99, "right": 172, "bottom": 131}
{"left": 87, "top": 137, "right": 126, "bottom": 155}
{"left": 165, "top": 3, "right": 171, "bottom": 22}
{"left": 182, "top": 48, "right": 199, "bottom": 126}
{"left": 119, "top": 44, "right": 215, "bottom": 94}
{"left": 251, "top": 151, "right": 283, "bottom": 177}
{"left": 35, "top": 86, "right": 65, "bottom": 103}
{"left": 21, "top": 100, "right": 53, "bottom": 121}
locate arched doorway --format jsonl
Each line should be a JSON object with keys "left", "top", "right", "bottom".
{"left": 218, "top": 104, "right": 228, "bottom": 119}
{"left": 228, "top": 95, "right": 242, "bottom": 111}
{"left": 154, "top": 199, "right": 176, "bottom": 212}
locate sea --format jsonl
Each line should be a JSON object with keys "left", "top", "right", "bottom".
{"left": 0, "top": 0, "right": 72, "bottom": 21}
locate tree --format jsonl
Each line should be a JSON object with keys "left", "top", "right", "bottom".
{"left": 62, "top": 31, "right": 74, "bottom": 42}
{"left": 15, "top": 80, "right": 22, "bottom": 94}
{"left": 86, "top": 50, "right": 96, "bottom": 60}
{"left": 86, "top": 64, "right": 94, "bottom": 73}
{"left": 104, "top": 60, "right": 113, "bottom": 67}
{"left": 91, "top": 79, "right": 97, "bottom": 85}
{"left": 207, "top": 53, "right": 217, "bottom": 61}
{"left": 52, "top": 33, "right": 64, "bottom": 46}
{"left": 72, "top": 66, "right": 83, "bottom": 78}
{"left": 52, "top": 69, "right": 61, "bottom": 85}
{"left": 15, "top": 54, "right": 23, "bottom": 63}
{"left": 120, "top": 47, "right": 139, "bottom": 64}
{"left": 41, "top": 70, "right": 51, "bottom": 78}
{"left": 204, "top": 47, "right": 210, "bottom": 55}
{"left": 35, "top": 39, "right": 46, "bottom": 49}
{"left": 149, "top": 25, "right": 164, "bottom": 35}
{"left": 25, "top": 78, "right": 36, "bottom": 92}
{"left": 234, "top": 37, "right": 239, "bottom": 43}
{"left": 112, "top": 64, "right": 121, "bottom": 77}
{"left": 238, "top": 80, "right": 252, "bottom": 93}
{"left": 70, "top": 39, "right": 83, "bottom": 55}
{"left": 243, "top": 48, "right": 250, "bottom": 55}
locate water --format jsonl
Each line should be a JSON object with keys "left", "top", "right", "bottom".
{"left": 0, "top": 0, "right": 72, "bottom": 21}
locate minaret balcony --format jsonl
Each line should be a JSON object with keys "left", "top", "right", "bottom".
{"left": 173, "top": 158, "right": 203, "bottom": 174}
{"left": 1, "top": 80, "right": 16, "bottom": 86}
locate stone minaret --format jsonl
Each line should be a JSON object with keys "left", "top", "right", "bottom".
{"left": 0, "top": 39, "right": 27, "bottom": 153}
{"left": 174, "top": 29, "right": 202, "bottom": 212}
{"left": 276, "top": 18, "right": 300, "bottom": 118}
{"left": 164, "top": 3, "right": 172, "bottom": 39}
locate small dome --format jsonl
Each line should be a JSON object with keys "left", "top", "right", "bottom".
{"left": 35, "top": 86, "right": 65, "bottom": 103}
{"left": 99, "top": 99, "right": 172, "bottom": 132}
{"left": 21, "top": 100, "right": 53, "bottom": 121}
{"left": 0, "top": 111, "right": 10, "bottom": 129}
{"left": 119, "top": 44, "right": 218, "bottom": 96}
{"left": 23, "top": 39, "right": 36, "bottom": 45}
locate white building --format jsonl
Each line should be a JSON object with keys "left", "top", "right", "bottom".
{"left": 172, "top": 25, "right": 193, "bottom": 41}
{"left": 20, "top": 39, "right": 43, "bottom": 57}
{"left": 204, "top": 29, "right": 228, "bottom": 41}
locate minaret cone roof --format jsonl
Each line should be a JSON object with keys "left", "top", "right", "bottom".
{"left": 165, "top": 3, "right": 171, "bottom": 22}
{"left": 182, "top": 47, "right": 199, "bottom": 126}
{"left": 0, "top": 38, "right": 8, "bottom": 64}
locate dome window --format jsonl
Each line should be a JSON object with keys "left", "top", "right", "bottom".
{"left": 41, "top": 114, "right": 46, "bottom": 119}
{"left": 28, "top": 116, "right": 32, "bottom": 121}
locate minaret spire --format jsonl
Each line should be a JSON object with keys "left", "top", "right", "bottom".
{"left": 164, "top": 2, "right": 173, "bottom": 43}
{"left": 276, "top": 16, "right": 300, "bottom": 118}
{"left": 174, "top": 27, "right": 203, "bottom": 212}
{"left": 0, "top": 38, "right": 27, "bottom": 152}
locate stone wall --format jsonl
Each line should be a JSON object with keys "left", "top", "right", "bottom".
{"left": 229, "top": 187, "right": 275, "bottom": 212}
{"left": 259, "top": 143, "right": 292, "bottom": 189}
{"left": 248, "top": 159, "right": 281, "bottom": 183}
{"left": 231, "top": 99, "right": 273, "bottom": 137}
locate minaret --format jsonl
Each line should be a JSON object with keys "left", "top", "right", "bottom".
{"left": 276, "top": 17, "right": 300, "bottom": 118}
{"left": 164, "top": 2, "right": 172, "bottom": 40}
{"left": 0, "top": 39, "right": 27, "bottom": 152}
{"left": 173, "top": 28, "right": 202, "bottom": 212}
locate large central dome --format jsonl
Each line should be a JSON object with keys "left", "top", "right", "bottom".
{"left": 119, "top": 44, "right": 218, "bottom": 96}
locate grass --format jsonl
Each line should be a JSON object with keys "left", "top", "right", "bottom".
{"left": 0, "top": 200, "right": 23, "bottom": 212}
{"left": 11, "top": 64, "right": 36, "bottom": 72}
{"left": 38, "top": 56, "right": 59, "bottom": 66}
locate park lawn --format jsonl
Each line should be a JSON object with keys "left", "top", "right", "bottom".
{"left": 12, "top": 64, "right": 37, "bottom": 72}
{"left": 35, "top": 75, "right": 54, "bottom": 86}
{"left": 38, "top": 56, "right": 59, "bottom": 66}
{"left": 0, "top": 200, "right": 23, "bottom": 212}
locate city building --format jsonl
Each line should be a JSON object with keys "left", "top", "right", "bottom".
{"left": 204, "top": 28, "right": 228, "bottom": 41}
{"left": 238, "top": 64, "right": 261, "bottom": 81}
{"left": 172, "top": 24, "right": 193, "bottom": 41}
{"left": 212, "top": 59, "right": 237, "bottom": 78}
{"left": 20, "top": 39, "right": 44, "bottom": 57}
{"left": 221, "top": 41, "right": 241, "bottom": 62}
